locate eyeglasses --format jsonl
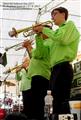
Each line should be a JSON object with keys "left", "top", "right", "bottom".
{"left": 51, "top": 11, "right": 60, "bottom": 18}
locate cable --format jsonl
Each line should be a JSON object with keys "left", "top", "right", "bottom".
{"left": 0, "top": 17, "right": 36, "bottom": 22}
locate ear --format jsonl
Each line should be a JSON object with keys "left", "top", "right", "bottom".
{"left": 62, "top": 12, "right": 65, "bottom": 19}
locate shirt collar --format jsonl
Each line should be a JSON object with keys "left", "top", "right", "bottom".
{"left": 59, "top": 21, "right": 66, "bottom": 27}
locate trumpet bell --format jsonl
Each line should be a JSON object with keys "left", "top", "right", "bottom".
{"left": 8, "top": 28, "right": 17, "bottom": 37}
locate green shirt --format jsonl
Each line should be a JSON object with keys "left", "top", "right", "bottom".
{"left": 15, "top": 68, "right": 31, "bottom": 91}
{"left": 28, "top": 35, "right": 51, "bottom": 80}
{"left": 42, "top": 20, "right": 80, "bottom": 67}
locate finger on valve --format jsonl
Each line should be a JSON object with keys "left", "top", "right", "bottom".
{"left": 33, "top": 25, "right": 43, "bottom": 33}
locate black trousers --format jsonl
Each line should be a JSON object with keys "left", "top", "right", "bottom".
{"left": 22, "top": 89, "right": 32, "bottom": 117}
{"left": 30, "top": 75, "right": 49, "bottom": 120}
{"left": 50, "top": 62, "right": 73, "bottom": 115}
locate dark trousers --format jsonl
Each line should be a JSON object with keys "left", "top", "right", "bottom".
{"left": 30, "top": 75, "right": 49, "bottom": 120}
{"left": 22, "top": 89, "right": 32, "bottom": 117}
{"left": 50, "top": 62, "right": 73, "bottom": 115}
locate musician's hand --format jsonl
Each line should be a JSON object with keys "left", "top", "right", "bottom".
{"left": 16, "top": 67, "right": 22, "bottom": 73}
{"left": 22, "top": 40, "right": 32, "bottom": 48}
{"left": 33, "top": 25, "right": 43, "bottom": 34}
{"left": 22, "top": 57, "right": 30, "bottom": 69}
{"left": 22, "top": 40, "right": 33, "bottom": 53}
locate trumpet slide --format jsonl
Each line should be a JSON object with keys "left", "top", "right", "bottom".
{"left": 8, "top": 20, "right": 53, "bottom": 37}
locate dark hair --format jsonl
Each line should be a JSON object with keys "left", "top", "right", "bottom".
{"left": 4, "top": 112, "right": 27, "bottom": 120}
{"left": 51, "top": 7, "right": 68, "bottom": 20}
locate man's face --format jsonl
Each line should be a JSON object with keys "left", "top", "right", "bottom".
{"left": 51, "top": 10, "right": 65, "bottom": 26}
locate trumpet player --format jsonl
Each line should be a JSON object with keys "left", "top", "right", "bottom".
{"left": 32, "top": 7, "right": 80, "bottom": 120}
{"left": 22, "top": 25, "right": 53, "bottom": 120}
{"left": 15, "top": 56, "right": 32, "bottom": 116}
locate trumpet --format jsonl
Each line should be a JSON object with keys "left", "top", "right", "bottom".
{"left": 5, "top": 39, "right": 34, "bottom": 52}
{"left": 8, "top": 20, "right": 53, "bottom": 37}
{"left": 3, "top": 64, "right": 23, "bottom": 74}
{"left": 3, "top": 57, "right": 30, "bottom": 74}
{"left": 5, "top": 42, "right": 24, "bottom": 51}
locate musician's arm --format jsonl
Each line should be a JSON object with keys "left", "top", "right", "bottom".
{"left": 32, "top": 35, "right": 48, "bottom": 59}
{"left": 22, "top": 40, "right": 33, "bottom": 58}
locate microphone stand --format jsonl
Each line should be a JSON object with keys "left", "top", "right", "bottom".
{"left": 3, "top": 73, "right": 10, "bottom": 109}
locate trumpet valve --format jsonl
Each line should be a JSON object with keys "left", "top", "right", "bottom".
{"left": 8, "top": 27, "right": 17, "bottom": 37}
